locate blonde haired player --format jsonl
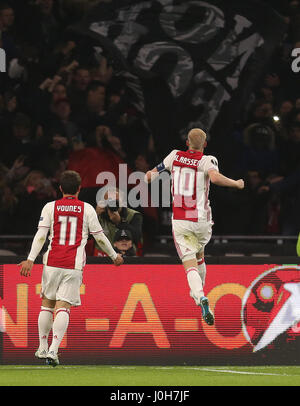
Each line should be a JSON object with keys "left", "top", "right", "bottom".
{"left": 145, "top": 129, "right": 244, "bottom": 325}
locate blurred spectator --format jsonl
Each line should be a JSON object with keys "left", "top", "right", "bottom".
{"left": 0, "top": 89, "right": 18, "bottom": 130}
{"left": 259, "top": 168, "right": 300, "bottom": 235}
{"left": 68, "top": 124, "right": 130, "bottom": 189}
{"left": 0, "top": 161, "right": 17, "bottom": 232}
{"left": 67, "top": 66, "right": 91, "bottom": 115}
{"left": 46, "top": 39, "right": 78, "bottom": 78}
{"left": 51, "top": 81, "right": 68, "bottom": 104}
{"left": 95, "top": 188, "right": 143, "bottom": 256}
{"left": 95, "top": 125, "right": 126, "bottom": 160}
{"left": 11, "top": 169, "right": 57, "bottom": 233}
{"left": 280, "top": 121, "right": 300, "bottom": 175}
{"left": 23, "top": 0, "right": 62, "bottom": 55}
{"left": 237, "top": 123, "right": 280, "bottom": 177}
{"left": 0, "top": 112, "right": 37, "bottom": 169}
{"left": 75, "top": 80, "right": 107, "bottom": 134}
{"left": 0, "top": 2, "right": 18, "bottom": 60}
{"left": 86, "top": 80, "right": 106, "bottom": 114}
{"left": 247, "top": 100, "right": 274, "bottom": 126}
{"left": 5, "top": 155, "right": 31, "bottom": 184}
{"left": 48, "top": 98, "right": 83, "bottom": 149}
{"left": 0, "top": 3, "right": 15, "bottom": 32}
{"left": 278, "top": 100, "right": 294, "bottom": 119}
{"left": 134, "top": 153, "right": 152, "bottom": 173}
{"left": 22, "top": 169, "right": 57, "bottom": 200}
{"left": 34, "top": 78, "right": 68, "bottom": 130}
{"left": 8, "top": 43, "right": 41, "bottom": 87}
{"left": 90, "top": 56, "right": 113, "bottom": 84}
{"left": 113, "top": 229, "right": 136, "bottom": 257}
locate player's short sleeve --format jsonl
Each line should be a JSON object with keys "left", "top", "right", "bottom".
{"left": 85, "top": 203, "right": 103, "bottom": 235}
{"left": 202, "top": 155, "right": 219, "bottom": 174}
{"left": 38, "top": 202, "right": 53, "bottom": 229}
{"left": 160, "top": 149, "right": 179, "bottom": 172}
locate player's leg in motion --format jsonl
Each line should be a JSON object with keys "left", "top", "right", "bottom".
{"left": 196, "top": 250, "right": 214, "bottom": 325}
{"left": 196, "top": 251, "right": 206, "bottom": 287}
{"left": 46, "top": 300, "right": 71, "bottom": 367}
{"left": 35, "top": 297, "right": 55, "bottom": 359}
{"left": 172, "top": 220, "right": 214, "bottom": 325}
{"left": 183, "top": 258, "right": 204, "bottom": 304}
{"left": 182, "top": 255, "right": 214, "bottom": 326}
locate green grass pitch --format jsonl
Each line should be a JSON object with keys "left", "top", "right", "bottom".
{"left": 0, "top": 365, "right": 300, "bottom": 386}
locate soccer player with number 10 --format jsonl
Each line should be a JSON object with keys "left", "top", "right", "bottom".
{"left": 145, "top": 128, "right": 244, "bottom": 325}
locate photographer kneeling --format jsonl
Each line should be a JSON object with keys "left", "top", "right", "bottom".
{"left": 95, "top": 189, "right": 143, "bottom": 256}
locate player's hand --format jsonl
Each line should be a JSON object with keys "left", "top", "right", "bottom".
{"left": 113, "top": 254, "right": 124, "bottom": 266}
{"left": 236, "top": 179, "right": 244, "bottom": 190}
{"left": 144, "top": 170, "right": 158, "bottom": 183}
{"left": 18, "top": 260, "right": 34, "bottom": 277}
{"left": 145, "top": 171, "right": 152, "bottom": 183}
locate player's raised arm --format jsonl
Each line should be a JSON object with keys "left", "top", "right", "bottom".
{"left": 144, "top": 167, "right": 158, "bottom": 183}
{"left": 19, "top": 203, "right": 51, "bottom": 277}
{"left": 145, "top": 149, "right": 179, "bottom": 183}
{"left": 209, "top": 169, "right": 244, "bottom": 189}
{"left": 87, "top": 204, "right": 123, "bottom": 266}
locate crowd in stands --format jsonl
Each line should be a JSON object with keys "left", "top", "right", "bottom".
{"left": 0, "top": 0, "right": 299, "bottom": 258}
{"left": 0, "top": 0, "right": 157, "bottom": 249}
{"left": 209, "top": 0, "right": 300, "bottom": 237}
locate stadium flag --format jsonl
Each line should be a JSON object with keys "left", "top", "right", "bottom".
{"left": 70, "top": 0, "right": 287, "bottom": 156}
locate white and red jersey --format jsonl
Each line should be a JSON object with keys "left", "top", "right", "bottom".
{"left": 162, "top": 149, "right": 219, "bottom": 222}
{"left": 38, "top": 196, "right": 103, "bottom": 270}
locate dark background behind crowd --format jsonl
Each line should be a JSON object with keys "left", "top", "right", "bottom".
{"left": 0, "top": 0, "right": 299, "bottom": 256}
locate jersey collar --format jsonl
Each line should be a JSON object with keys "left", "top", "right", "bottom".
{"left": 64, "top": 195, "right": 76, "bottom": 200}
{"left": 187, "top": 148, "right": 203, "bottom": 153}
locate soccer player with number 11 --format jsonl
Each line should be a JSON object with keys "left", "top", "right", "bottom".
{"left": 145, "top": 128, "right": 244, "bottom": 325}
{"left": 19, "top": 170, "right": 123, "bottom": 366}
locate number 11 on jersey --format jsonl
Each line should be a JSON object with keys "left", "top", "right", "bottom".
{"left": 58, "top": 216, "right": 78, "bottom": 246}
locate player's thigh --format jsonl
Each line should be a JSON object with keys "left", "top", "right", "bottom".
{"left": 41, "top": 266, "right": 62, "bottom": 301}
{"left": 56, "top": 300, "right": 72, "bottom": 310}
{"left": 56, "top": 269, "right": 83, "bottom": 306}
{"left": 193, "top": 222, "right": 212, "bottom": 252}
{"left": 42, "top": 297, "right": 56, "bottom": 309}
{"left": 172, "top": 219, "right": 199, "bottom": 261}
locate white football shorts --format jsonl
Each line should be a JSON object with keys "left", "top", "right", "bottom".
{"left": 40, "top": 265, "right": 83, "bottom": 306}
{"left": 172, "top": 219, "right": 212, "bottom": 261}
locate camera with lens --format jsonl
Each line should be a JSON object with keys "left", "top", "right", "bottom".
{"left": 106, "top": 199, "right": 119, "bottom": 212}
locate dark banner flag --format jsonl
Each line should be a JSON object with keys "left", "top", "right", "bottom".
{"left": 71, "top": 0, "right": 287, "bottom": 157}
